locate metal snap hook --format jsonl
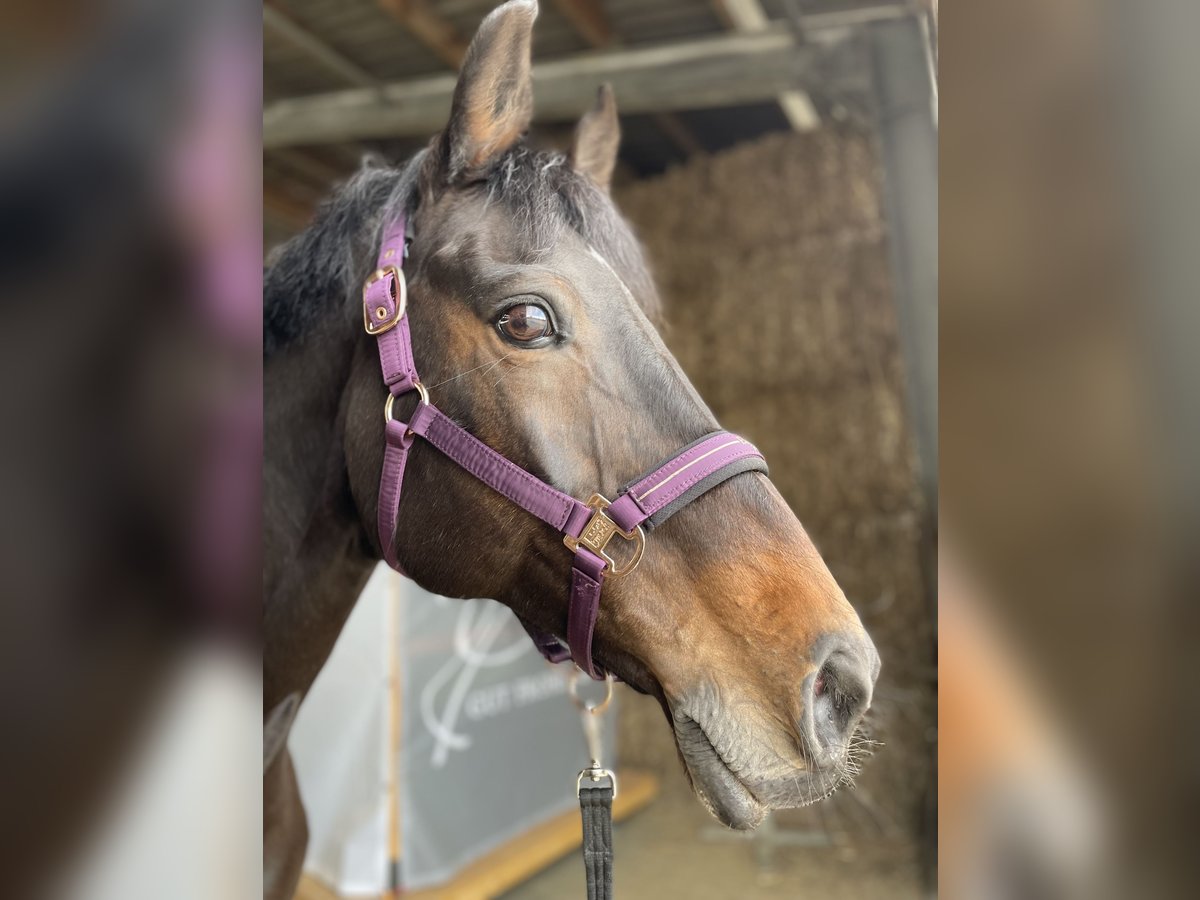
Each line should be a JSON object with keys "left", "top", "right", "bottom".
{"left": 568, "top": 668, "right": 614, "bottom": 715}
{"left": 569, "top": 669, "right": 617, "bottom": 798}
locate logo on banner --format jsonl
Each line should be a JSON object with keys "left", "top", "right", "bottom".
{"left": 419, "top": 599, "right": 567, "bottom": 768}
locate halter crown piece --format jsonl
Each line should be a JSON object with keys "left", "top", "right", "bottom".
{"left": 366, "top": 213, "right": 768, "bottom": 679}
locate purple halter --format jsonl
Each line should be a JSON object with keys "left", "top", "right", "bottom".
{"left": 365, "top": 213, "right": 768, "bottom": 679}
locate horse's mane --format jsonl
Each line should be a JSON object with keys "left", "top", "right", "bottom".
{"left": 263, "top": 153, "right": 421, "bottom": 356}
{"left": 264, "top": 144, "right": 658, "bottom": 357}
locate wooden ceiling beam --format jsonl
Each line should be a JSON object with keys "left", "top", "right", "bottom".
{"left": 651, "top": 111, "right": 705, "bottom": 157}
{"left": 264, "top": 25, "right": 870, "bottom": 148}
{"left": 549, "top": 0, "right": 701, "bottom": 158}
{"left": 377, "top": 0, "right": 469, "bottom": 69}
{"left": 263, "top": 3, "right": 381, "bottom": 212}
{"left": 263, "top": 183, "right": 315, "bottom": 230}
{"left": 549, "top": 0, "right": 613, "bottom": 48}
{"left": 711, "top": 0, "right": 819, "bottom": 131}
{"left": 270, "top": 148, "right": 350, "bottom": 190}
{"left": 263, "top": 1, "right": 378, "bottom": 88}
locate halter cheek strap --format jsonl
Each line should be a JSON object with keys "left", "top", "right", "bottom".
{"left": 367, "top": 213, "right": 768, "bottom": 679}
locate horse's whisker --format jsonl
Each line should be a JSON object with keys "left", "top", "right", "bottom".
{"left": 492, "top": 358, "right": 529, "bottom": 388}
{"left": 428, "top": 353, "right": 514, "bottom": 389}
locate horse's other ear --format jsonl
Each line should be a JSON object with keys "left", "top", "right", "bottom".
{"left": 435, "top": 0, "right": 538, "bottom": 182}
{"left": 570, "top": 84, "right": 620, "bottom": 191}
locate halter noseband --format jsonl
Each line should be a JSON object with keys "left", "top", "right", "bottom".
{"left": 365, "top": 213, "right": 768, "bottom": 679}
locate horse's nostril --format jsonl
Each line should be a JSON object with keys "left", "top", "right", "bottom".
{"left": 803, "top": 634, "right": 879, "bottom": 760}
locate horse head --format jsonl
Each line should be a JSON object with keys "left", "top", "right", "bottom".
{"left": 276, "top": 0, "right": 880, "bottom": 831}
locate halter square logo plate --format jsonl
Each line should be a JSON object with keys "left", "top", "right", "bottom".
{"left": 563, "top": 493, "right": 645, "bottom": 577}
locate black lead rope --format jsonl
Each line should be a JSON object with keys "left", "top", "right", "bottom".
{"left": 579, "top": 784, "right": 614, "bottom": 900}
{"left": 570, "top": 670, "right": 617, "bottom": 899}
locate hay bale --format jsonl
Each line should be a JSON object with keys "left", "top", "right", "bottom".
{"left": 614, "top": 129, "right": 935, "bottom": 840}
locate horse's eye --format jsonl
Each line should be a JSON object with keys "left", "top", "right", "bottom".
{"left": 496, "top": 303, "right": 554, "bottom": 343}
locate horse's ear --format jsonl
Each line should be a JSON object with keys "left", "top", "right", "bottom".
{"left": 570, "top": 84, "right": 620, "bottom": 191}
{"left": 435, "top": 0, "right": 537, "bottom": 182}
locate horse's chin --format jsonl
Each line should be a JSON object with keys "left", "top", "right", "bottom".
{"left": 672, "top": 713, "right": 766, "bottom": 830}
{"left": 608, "top": 661, "right": 849, "bottom": 828}
{"left": 601, "top": 659, "right": 760, "bottom": 827}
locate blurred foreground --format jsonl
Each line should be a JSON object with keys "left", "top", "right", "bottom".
{"left": 943, "top": 0, "right": 1200, "bottom": 897}
{"left": 0, "top": 1, "right": 261, "bottom": 896}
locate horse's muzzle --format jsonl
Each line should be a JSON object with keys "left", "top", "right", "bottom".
{"left": 800, "top": 631, "right": 881, "bottom": 769}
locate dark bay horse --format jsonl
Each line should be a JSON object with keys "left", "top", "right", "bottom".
{"left": 263, "top": 2, "right": 879, "bottom": 896}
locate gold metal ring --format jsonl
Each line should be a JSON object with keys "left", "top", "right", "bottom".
{"left": 568, "top": 669, "right": 614, "bottom": 714}
{"left": 383, "top": 381, "right": 431, "bottom": 423}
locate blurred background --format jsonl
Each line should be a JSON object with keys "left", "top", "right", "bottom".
{"left": 941, "top": 2, "right": 1200, "bottom": 898}
{"left": 265, "top": 2, "right": 937, "bottom": 899}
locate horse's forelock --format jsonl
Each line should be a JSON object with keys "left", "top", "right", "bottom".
{"left": 263, "top": 143, "right": 659, "bottom": 357}
{"left": 474, "top": 145, "right": 661, "bottom": 322}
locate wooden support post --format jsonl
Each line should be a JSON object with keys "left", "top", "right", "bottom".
{"left": 869, "top": 15, "right": 938, "bottom": 508}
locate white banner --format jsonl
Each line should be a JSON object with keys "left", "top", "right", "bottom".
{"left": 291, "top": 564, "right": 615, "bottom": 894}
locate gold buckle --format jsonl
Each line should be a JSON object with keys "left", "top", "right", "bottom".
{"left": 362, "top": 266, "right": 406, "bottom": 335}
{"left": 563, "top": 494, "right": 645, "bottom": 577}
